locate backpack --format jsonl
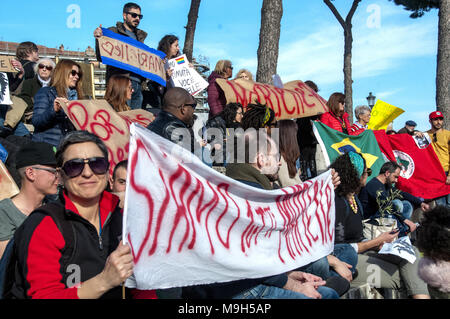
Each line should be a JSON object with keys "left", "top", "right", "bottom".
{"left": 0, "top": 202, "right": 75, "bottom": 299}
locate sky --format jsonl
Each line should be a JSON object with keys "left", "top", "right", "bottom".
{"left": 0, "top": 0, "right": 440, "bottom": 131}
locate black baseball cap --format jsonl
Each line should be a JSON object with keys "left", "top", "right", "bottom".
{"left": 16, "top": 142, "right": 57, "bottom": 169}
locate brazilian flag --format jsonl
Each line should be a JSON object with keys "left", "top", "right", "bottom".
{"left": 312, "top": 121, "right": 386, "bottom": 181}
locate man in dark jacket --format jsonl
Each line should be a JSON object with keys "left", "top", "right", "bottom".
{"left": 147, "top": 87, "right": 196, "bottom": 154}
{"left": 359, "top": 161, "right": 430, "bottom": 236}
{"left": 94, "top": 2, "right": 147, "bottom": 110}
{"left": 181, "top": 130, "right": 340, "bottom": 299}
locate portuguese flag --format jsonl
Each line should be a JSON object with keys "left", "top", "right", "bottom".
{"left": 312, "top": 121, "right": 386, "bottom": 182}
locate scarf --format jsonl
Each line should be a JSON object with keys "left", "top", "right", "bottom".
{"left": 38, "top": 75, "right": 51, "bottom": 87}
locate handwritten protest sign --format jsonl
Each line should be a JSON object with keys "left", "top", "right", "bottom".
{"left": 367, "top": 100, "right": 404, "bottom": 130}
{"left": 0, "top": 161, "right": 19, "bottom": 201}
{"left": 98, "top": 28, "right": 166, "bottom": 86}
{"left": 61, "top": 100, "right": 154, "bottom": 171}
{"left": 216, "top": 79, "right": 329, "bottom": 120}
{"left": 124, "top": 123, "right": 335, "bottom": 290}
{"left": 0, "top": 56, "right": 17, "bottom": 73}
{"left": 167, "top": 54, "right": 208, "bottom": 96}
{"left": 0, "top": 72, "right": 13, "bottom": 105}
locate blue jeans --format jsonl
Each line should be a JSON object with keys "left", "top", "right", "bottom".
{"left": 331, "top": 243, "right": 358, "bottom": 276}
{"left": 128, "top": 78, "right": 143, "bottom": 110}
{"left": 0, "top": 105, "right": 30, "bottom": 136}
{"left": 435, "top": 193, "right": 450, "bottom": 209}
{"left": 232, "top": 284, "right": 339, "bottom": 299}
{"left": 392, "top": 199, "right": 413, "bottom": 220}
{"left": 297, "top": 257, "right": 330, "bottom": 280}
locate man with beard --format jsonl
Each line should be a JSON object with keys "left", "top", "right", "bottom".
{"left": 94, "top": 2, "right": 147, "bottom": 110}
{"left": 180, "top": 129, "right": 342, "bottom": 299}
{"left": 147, "top": 87, "right": 196, "bottom": 153}
{"left": 359, "top": 161, "right": 429, "bottom": 236}
{"left": 427, "top": 111, "right": 450, "bottom": 207}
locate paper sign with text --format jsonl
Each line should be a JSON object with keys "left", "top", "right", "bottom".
{"left": 216, "top": 79, "right": 329, "bottom": 120}
{"left": 167, "top": 54, "right": 208, "bottom": 96}
{"left": 98, "top": 28, "right": 166, "bottom": 86}
{"left": 123, "top": 123, "right": 335, "bottom": 290}
{"left": 0, "top": 56, "right": 17, "bottom": 73}
{"left": 367, "top": 100, "right": 404, "bottom": 130}
{"left": 61, "top": 99, "right": 154, "bottom": 171}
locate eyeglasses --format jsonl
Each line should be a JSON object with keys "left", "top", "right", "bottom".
{"left": 70, "top": 70, "right": 82, "bottom": 78}
{"left": 228, "top": 66, "right": 233, "bottom": 70}
{"left": 184, "top": 101, "right": 197, "bottom": 109}
{"left": 126, "top": 12, "right": 143, "bottom": 19}
{"left": 61, "top": 157, "right": 109, "bottom": 178}
{"left": 38, "top": 64, "right": 53, "bottom": 71}
{"left": 32, "top": 166, "right": 59, "bottom": 176}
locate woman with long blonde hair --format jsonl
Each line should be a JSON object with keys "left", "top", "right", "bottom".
{"left": 104, "top": 75, "right": 133, "bottom": 112}
{"left": 32, "top": 59, "right": 84, "bottom": 146}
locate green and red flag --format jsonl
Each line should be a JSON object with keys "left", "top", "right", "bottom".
{"left": 312, "top": 121, "right": 386, "bottom": 182}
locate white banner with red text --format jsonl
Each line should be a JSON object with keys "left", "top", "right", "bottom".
{"left": 123, "top": 123, "right": 335, "bottom": 290}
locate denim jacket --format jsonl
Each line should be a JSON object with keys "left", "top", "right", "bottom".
{"left": 32, "top": 86, "right": 76, "bottom": 147}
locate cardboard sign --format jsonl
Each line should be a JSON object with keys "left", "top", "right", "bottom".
{"left": 0, "top": 72, "right": 13, "bottom": 105}
{"left": 0, "top": 161, "right": 19, "bottom": 201}
{"left": 367, "top": 100, "right": 404, "bottom": 130}
{"left": 0, "top": 56, "right": 17, "bottom": 73}
{"left": 167, "top": 54, "right": 208, "bottom": 96}
{"left": 216, "top": 79, "right": 329, "bottom": 120}
{"left": 60, "top": 99, "right": 154, "bottom": 171}
{"left": 98, "top": 28, "right": 166, "bottom": 87}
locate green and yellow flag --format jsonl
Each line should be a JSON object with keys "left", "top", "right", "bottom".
{"left": 312, "top": 121, "right": 386, "bottom": 181}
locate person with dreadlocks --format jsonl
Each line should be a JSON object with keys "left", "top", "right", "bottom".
{"left": 241, "top": 102, "right": 277, "bottom": 135}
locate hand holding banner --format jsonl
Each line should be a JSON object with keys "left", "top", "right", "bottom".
{"left": 97, "top": 28, "right": 166, "bottom": 86}
{"left": 123, "top": 123, "right": 335, "bottom": 290}
{"left": 167, "top": 54, "right": 208, "bottom": 96}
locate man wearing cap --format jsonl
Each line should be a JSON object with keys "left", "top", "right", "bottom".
{"left": 0, "top": 142, "right": 59, "bottom": 258}
{"left": 398, "top": 120, "right": 418, "bottom": 135}
{"left": 427, "top": 111, "right": 450, "bottom": 207}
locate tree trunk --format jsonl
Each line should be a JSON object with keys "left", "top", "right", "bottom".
{"left": 324, "top": 0, "right": 361, "bottom": 123}
{"left": 437, "top": 0, "right": 450, "bottom": 130}
{"left": 256, "top": 0, "right": 283, "bottom": 84}
{"left": 343, "top": 27, "right": 354, "bottom": 123}
{"left": 183, "top": 0, "right": 201, "bottom": 63}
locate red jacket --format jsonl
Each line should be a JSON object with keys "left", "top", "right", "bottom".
{"left": 319, "top": 112, "right": 360, "bottom": 135}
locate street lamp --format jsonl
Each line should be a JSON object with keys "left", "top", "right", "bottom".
{"left": 366, "top": 92, "right": 376, "bottom": 109}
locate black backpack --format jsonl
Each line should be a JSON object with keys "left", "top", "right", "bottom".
{"left": 0, "top": 202, "right": 75, "bottom": 299}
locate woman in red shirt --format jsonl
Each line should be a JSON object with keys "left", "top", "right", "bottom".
{"left": 319, "top": 92, "right": 353, "bottom": 134}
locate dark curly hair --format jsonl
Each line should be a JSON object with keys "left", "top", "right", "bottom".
{"left": 329, "top": 152, "right": 366, "bottom": 197}
{"left": 241, "top": 102, "right": 275, "bottom": 130}
{"left": 220, "top": 102, "right": 243, "bottom": 127}
{"left": 416, "top": 206, "right": 450, "bottom": 261}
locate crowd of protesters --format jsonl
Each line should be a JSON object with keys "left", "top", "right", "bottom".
{"left": 0, "top": 2, "right": 449, "bottom": 300}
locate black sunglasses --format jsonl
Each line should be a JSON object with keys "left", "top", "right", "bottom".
{"left": 38, "top": 64, "right": 53, "bottom": 71}
{"left": 70, "top": 69, "right": 82, "bottom": 78}
{"left": 61, "top": 157, "right": 109, "bottom": 178}
{"left": 126, "top": 12, "right": 143, "bottom": 19}
{"left": 184, "top": 101, "right": 197, "bottom": 109}
{"left": 433, "top": 133, "right": 437, "bottom": 143}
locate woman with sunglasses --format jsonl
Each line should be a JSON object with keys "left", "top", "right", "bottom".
{"left": 11, "top": 131, "right": 134, "bottom": 298}
{"left": 32, "top": 59, "right": 83, "bottom": 147}
{"left": 17, "top": 58, "right": 56, "bottom": 121}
